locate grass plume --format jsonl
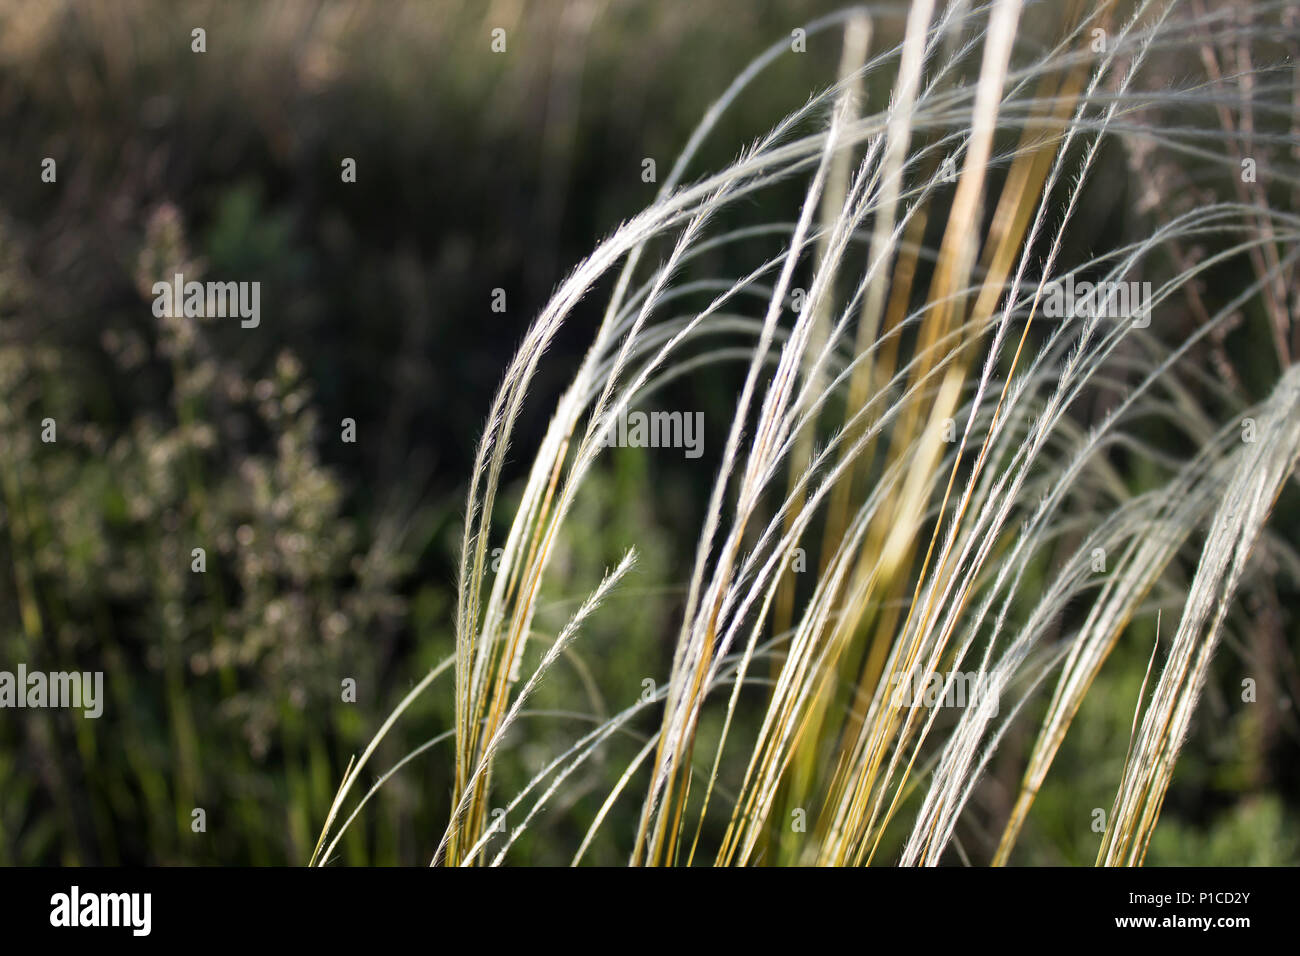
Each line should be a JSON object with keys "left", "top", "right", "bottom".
{"left": 316, "top": 0, "right": 1300, "bottom": 867}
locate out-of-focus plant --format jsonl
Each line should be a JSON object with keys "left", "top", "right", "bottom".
{"left": 0, "top": 205, "right": 408, "bottom": 863}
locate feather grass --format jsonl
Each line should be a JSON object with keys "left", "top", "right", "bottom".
{"left": 315, "top": 0, "right": 1300, "bottom": 867}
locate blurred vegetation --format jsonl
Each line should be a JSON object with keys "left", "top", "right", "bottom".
{"left": 0, "top": 0, "right": 1295, "bottom": 864}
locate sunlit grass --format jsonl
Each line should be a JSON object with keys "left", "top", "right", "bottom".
{"left": 318, "top": 0, "right": 1300, "bottom": 865}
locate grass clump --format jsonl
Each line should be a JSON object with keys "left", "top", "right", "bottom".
{"left": 317, "top": 1, "right": 1300, "bottom": 866}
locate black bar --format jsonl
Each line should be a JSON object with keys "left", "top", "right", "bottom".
{"left": 0, "top": 866, "right": 1283, "bottom": 944}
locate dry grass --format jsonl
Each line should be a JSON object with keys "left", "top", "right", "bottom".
{"left": 315, "top": 0, "right": 1300, "bottom": 866}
